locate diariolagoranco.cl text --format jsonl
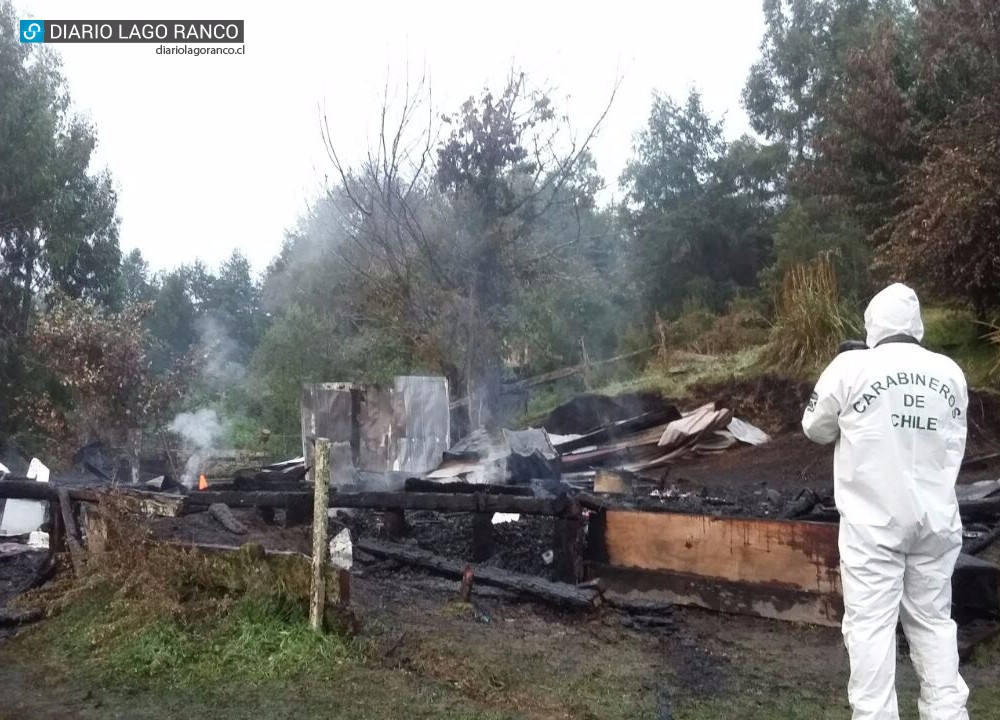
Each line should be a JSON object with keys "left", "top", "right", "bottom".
{"left": 156, "top": 45, "right": 246, "bottom": 57}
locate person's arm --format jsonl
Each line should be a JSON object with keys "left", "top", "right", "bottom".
{"left": 946, "top": 364, "right": 969, "bottom": 468}
{"left": 802, "top": 359, "right": 845, "bottom": 445}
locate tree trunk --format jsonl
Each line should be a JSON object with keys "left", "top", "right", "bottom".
{"left": 121, "top": 428, "right": 142, "bottom": 485}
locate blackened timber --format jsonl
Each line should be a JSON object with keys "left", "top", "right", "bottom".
{"left": 57, "top": 488, "right": 86, "bottom": 576}
{"left": 471, "top": 513, "right": 494, "bottom": 561}
{"left": 355, "top": 538, "right": 600, "bottom": 610}
{"left": 780, "top": 489, "right": 821, "bottom": 520}
{"left": 328, "top": 491, "right": 579, "bottom": 517}
{"left": 0, "top": 607, "right": 43, "bottom": 627}
{"left": 553, "top": 514, "right": 585, "bottom": 584}
{"left": 379, "top": 510, "right": 408, "bottom": 539}
{"left": 961, "top": 452, "right": 1000, "bottom": 470}
{"left": 187, "top": 490, "right": 307, "bottom": 508}
{"left": 958, "top": 497, "right": 1000, "bottom": 521}
{"left": 966, "top": 525, "right": 1000, "bottom": 556}
{"left": 552, "top": 409, "right": 682, "bottom": 454}
{"left": 0, "top": 479, "right": 101, "bottom": 503}
{"left": 179, "top": 489, "right": 581, "bottom": 517}
{"left": 0, "top": 481, "right": 183, "bottom": 516}
{"left": 403, "top": 478, "right": 534, "bottom": 496}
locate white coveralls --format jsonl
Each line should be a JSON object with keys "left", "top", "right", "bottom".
{"left": 802, "top": 283, "right": 970, "bottom": 720}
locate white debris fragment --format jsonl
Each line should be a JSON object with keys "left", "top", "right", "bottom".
{"left": 0, "top": 458, "right": 50, "bottom": 537}
{"left": 728, "top": 417, "right": 771, "bottom": 446}
{"left": 541, "top": 550, "right": 554, "bottom": 565}
{"left": 491, "top": 513, "right": 520, "bottom": 525}
{"left": 328, "top": 528, "right": 353, "bottom": 570}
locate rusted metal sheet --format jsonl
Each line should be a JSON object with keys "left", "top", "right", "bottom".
{"left": 586, "top": 508, "right": 844, "bottom": 625}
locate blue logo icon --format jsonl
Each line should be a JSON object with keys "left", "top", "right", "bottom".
{"left": 20, "top": 20, "right": 44, "bottom": 43}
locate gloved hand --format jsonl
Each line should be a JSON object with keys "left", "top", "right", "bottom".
{"left": 838, "top": 340, "right": 868, "bottom": 355}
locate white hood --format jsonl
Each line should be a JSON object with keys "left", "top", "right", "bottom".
{"left": 864, "top": 283, "right": 924, "bottom": 348}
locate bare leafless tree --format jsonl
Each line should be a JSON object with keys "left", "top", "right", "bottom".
{"left": 319, "top": 66, "right": 620, "bottom": 428}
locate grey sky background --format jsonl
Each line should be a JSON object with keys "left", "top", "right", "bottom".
{"left": 15, "top": 1, "right": 765, "bottom": 274}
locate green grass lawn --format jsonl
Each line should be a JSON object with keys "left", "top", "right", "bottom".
{"left": 3, "top": 572, "right": 999, "bottom": 720}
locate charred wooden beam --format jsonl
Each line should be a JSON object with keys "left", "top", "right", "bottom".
{"left": 780, "top": 489, "right": 821, "bottom": 520}
{"left": 379, "top": 510, "right": 408, "bottom": 539}
{"left": 326, "top": 491, "right": 578, "bottom": 517}
{"left": 0, "top": 607, "right": 43, "bottom": 627}
{"left": 966, "top": 525, "right": 1000, "bottom": 556}
{"left": 0, "top": 481, "right": 183, "bottom": 516}
{"left": 0, "top": 480, "right": 101, "bottom": 504}
{"left": 959, "top": 498, "right": 1000, "bottom": 521}
{"left": 961, "top": 452, "right": 1000, "bottom": 470}
{"left": 186, "top": 489, "right": 579, "bottom": 517}
{"left": 403, "top": 478, "right": 534, "bottom": 496}
{"left": 355, "top": 538, "right": 600, "bottom": 610}
{"left": 552, "top": 500, "right": 585, "bottom": 584}
{"left": 56, "top": 488, "right": 86, "bottom": 577}
{"left": 471, "top": 513, "right": 494, "bottom": 561}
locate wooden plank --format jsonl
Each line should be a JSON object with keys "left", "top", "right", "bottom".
{"left": 107, "top": 491, "right": 188, "bottom": 517}
{"left": 553, "top": 513, "right": 585, "bottom": 584}
{"left": 356, "top": 538, "right": 600, "bottom": 610}
{"left": 0, "top": 480, "right": 100, "bottom": 503}
{"left": 0, "top": 607, "right": 43, "bottom": 627}
{"left": 49, "top": 499, "right": 62, "bottom": 558}
{"left": 471, "top": 513, "right": 493, "bottom": 561}
{"left": 57, "top": 488, "right": 86, "bottom": 577}
{"left": 594, "top": 470, "right": 630, "bottom": 495}
{"left": 182, "top": 489, "right": 578, "bottom": 517}
{"left": 326, "top": 491, "right": 578, "bottom": 517}
{"left": 310, "top": 438, "right": 332, "bottom": 631}
{"left": 592, "top": 564, "right": 843, "bottom": 627}
{"left": 598, "top": 510, "right": 842, "bottom": 595}
{"left": 81, "top": 503, "right": 108, "bottom": 556}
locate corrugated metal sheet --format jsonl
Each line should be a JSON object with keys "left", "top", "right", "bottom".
{"left": 300, "top": 376, "right": 451, "bottom": 485}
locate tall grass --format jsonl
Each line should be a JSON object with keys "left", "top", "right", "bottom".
{"left": 761, "top": 254, "right": 859, "bottom": 377}
{"left": 984, "top": 324, "right": 1000, "bottom": 379}
{"left": 14, "top": 506, "right": 359, "bottom": 692}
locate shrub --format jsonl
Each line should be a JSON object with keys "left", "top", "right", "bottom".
{"left": 985, "top": 324, "right": 1000, "bottom": 379}
{"left": 654, "top": 296, "right": 769, "bottom": 357}
{"left": 761, "top": 254, "right": 860, "bottom": 376}
{"left": 695, "top": 297, "right": 770, "bottom": 355}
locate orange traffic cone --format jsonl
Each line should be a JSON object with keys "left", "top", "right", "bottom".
{"left": 198, "top": 474, "right": 208, "bottom": 491}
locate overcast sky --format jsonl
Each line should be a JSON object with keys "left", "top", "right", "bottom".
{"left": 15, "top": 1, "right": 765, "bottom": 275}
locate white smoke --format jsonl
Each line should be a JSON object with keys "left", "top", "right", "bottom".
{"left": 195, "top": 315, "right": 247, "bottom": 386}
{"left": 169, "top": 408, "right": 227, "bottom": 488}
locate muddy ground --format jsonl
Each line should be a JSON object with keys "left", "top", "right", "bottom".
{"left": 678, "top": 380, "right": 1000, "bottom": 492}
{"left": 1, "top": 380, "right": 999, "bottom": 718}
{"left": 0, "top": 545, "right": 998, "bottom": 719}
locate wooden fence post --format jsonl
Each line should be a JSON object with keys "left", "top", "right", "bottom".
{"left": 309, "top": 437, "right": 331, "bottom": 631}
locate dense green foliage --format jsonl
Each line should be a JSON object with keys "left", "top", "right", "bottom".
{"left": 0, "top": 2, "right": 120, "bottom": 438}
{"left": 3, "top": 0, "right": 1000, "bottom": 454}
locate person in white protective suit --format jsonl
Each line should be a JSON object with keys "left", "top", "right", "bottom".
{"left": 802, "top": 283, "right": 970, "bottom": 720}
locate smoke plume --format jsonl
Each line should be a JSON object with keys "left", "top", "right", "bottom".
{"left": 169, "top": 408, "right": 227, "bottom": 487}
